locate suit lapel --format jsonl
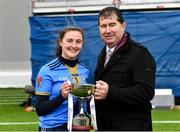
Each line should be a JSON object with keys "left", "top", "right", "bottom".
{"left": 95, "top": 37, "right": 130, "bottom": 80}
{"left": 95, "top": 47, "right": 106, "bottom": 80}
{"left": 105, "top": 53, "right": 121, "bottom": 68}
{"left": 96, "top": 52, "right": 122, "bottom": 80}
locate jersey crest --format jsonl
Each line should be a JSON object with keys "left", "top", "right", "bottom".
{"left": 36, "top": 76, "right": 43, "bottom": 86}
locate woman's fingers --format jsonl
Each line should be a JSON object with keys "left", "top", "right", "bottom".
{"left": 61, "top": 81, "right": 72, "bottom": 98}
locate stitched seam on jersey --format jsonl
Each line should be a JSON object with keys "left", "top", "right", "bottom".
{"left": 49, "top": 62, "right": 62, "bottom": 70}
{"left": 47, "top": 59, "right": 59, "bottom": 67}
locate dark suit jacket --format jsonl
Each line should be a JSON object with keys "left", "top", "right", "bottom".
{"left": 94, "top": 33, "right": 156, "bottom": 131}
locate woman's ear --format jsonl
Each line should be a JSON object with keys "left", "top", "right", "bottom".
{"left": 59, "top": 40, "right": 62, "bottom": 46}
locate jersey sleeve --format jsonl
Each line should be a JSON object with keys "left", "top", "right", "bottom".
{"left": 35, "top": 65, "right": 53, "bottom": 96}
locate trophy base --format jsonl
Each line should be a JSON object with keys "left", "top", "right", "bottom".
{"left": 72, "top": 115, "right": 92, "bottom": 130}
{"left": 72, "top": 125, "right": 93, "bottom": 131}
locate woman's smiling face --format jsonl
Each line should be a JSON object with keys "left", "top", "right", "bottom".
{"left": 59, "top": 30, "right": 83, "bottom": 60}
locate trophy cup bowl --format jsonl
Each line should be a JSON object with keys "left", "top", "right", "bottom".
{"left": 71, "top": 83, "right": 94, "bottom": 97}
{"left": 71, "top": 83, "right": 94, "bottom": 130}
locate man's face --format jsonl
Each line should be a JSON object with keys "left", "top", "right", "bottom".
{"left": 99, "top": 13, "right": 126, "bottom": 48}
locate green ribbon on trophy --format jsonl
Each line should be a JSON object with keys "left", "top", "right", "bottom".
{"left": 67, "top": 83, "right": 97, "bottom": 131}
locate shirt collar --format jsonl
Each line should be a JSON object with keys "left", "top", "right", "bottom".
{"left": 106, "top": 46, "right": 116, "bottom": 53}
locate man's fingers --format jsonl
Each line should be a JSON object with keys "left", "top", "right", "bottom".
{"left": 96, "top": 80, "right": 104, "bottom": 85}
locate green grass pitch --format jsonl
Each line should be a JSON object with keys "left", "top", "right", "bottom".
{"left": 0, "top": 88, "right": 180, "bottom": 131}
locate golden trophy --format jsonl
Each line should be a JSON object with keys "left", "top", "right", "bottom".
{"left": 69, "top": 83, "right": 96, "bottom": 131}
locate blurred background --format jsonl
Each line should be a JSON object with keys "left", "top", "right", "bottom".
{"left": 0, "top": 0, "right": 31, "bottom": 87}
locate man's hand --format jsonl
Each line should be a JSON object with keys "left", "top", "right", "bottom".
{"left": 94, "top": 80, "right": 109, "bottom": 100}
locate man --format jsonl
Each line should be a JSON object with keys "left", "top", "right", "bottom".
{"left": 94, "top": 6, "right": 156, "bottom": 131}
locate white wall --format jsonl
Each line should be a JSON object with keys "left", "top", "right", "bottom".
{"left": 0, "top": 0, "right": 31, "bottom": 87}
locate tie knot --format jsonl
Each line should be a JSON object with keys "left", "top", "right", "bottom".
{"left": 107, "top": 49, "right": 112, "bottom": 55}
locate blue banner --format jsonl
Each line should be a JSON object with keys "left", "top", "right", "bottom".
{"left": 29, "top": 10, "right": 180, "bottom": 96}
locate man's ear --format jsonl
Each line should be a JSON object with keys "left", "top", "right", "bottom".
{"left": 122, "top": 22, "right": 126, "bottom": 32}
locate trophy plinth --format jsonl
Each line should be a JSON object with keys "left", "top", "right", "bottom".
{"left": 72, "top": 114, "right": 92, "bottom": 130}
{"left": 71, "top": 83, "right": 94, "bottom": 131}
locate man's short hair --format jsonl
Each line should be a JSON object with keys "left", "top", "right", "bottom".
{"left": 98, "top": 6, "right": 125, "bottom": 25}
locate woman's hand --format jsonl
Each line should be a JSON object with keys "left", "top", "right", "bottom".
{"left": 61, "top": 81, "right": 71, "bottom": 99}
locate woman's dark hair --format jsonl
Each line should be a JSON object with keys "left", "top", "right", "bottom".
{"left": 56, "top": 26, "right": 84, "bottom": 57}
{"left": 98, "top": 6, "right": 125, "bottom": 25}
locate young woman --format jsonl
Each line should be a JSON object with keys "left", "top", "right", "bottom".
{"left": 35, "top": 27, "right": 89, "bottom": 131}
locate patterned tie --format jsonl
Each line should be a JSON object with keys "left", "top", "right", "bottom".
{"left": 104, "top": 49, "right": 112, "bottom": 66}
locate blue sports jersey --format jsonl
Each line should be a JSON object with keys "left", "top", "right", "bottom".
{"left": 35, "top": 57, "right": 89, "bottom": 128}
